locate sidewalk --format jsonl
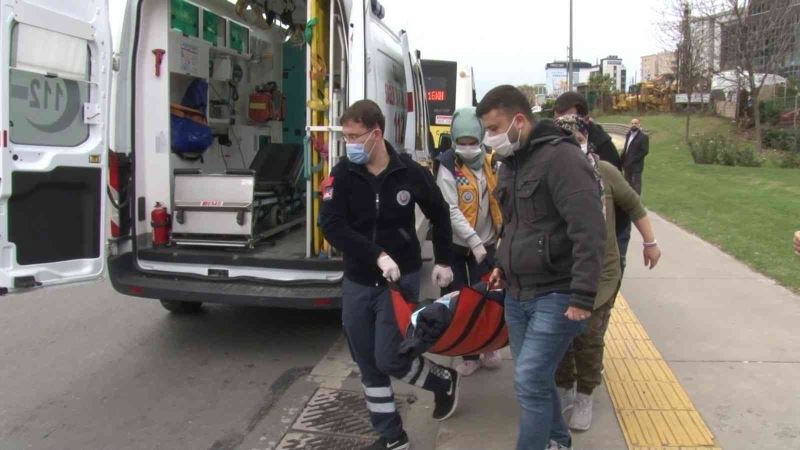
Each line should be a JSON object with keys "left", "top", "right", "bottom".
{"left": 433, "top": 213, "right": 800, "bottom": 450}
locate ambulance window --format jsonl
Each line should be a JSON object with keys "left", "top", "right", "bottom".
{"left": 8, "top": 23, "right": 91, "bottom": 147}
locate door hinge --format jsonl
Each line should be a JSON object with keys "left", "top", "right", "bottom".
{"left": 84, "top": 103, "right": 102, "bottom": 125}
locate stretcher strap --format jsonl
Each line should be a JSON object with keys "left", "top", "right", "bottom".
{"left": 437, "top": 288, "right": 489, "bottom": 354}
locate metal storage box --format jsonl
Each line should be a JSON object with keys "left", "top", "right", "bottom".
{"left": 171, "top": 170, "right": 256, "bottom": 247}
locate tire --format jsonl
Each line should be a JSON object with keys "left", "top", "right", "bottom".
{"left": 159, "top": 299, "right": 203, "bottom": 314}
{"left": 269, "top": 205, "right": 286, "bottom": 228}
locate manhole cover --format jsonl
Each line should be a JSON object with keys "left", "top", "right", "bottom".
{"left": 276, "top": 432, "right": 369, "bottom": 450}
{"left": 292, "top": 388, "right": 378, "bottom": 437}
{"left": 276, "top": 388, "right": 407, "bottom": 449}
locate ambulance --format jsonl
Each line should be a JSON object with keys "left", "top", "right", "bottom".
{"left": 0, "top": 0, "right": 432, "bottom": 312}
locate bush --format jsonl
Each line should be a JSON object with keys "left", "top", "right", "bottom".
{"left": 762, "top": 128, "right": 800, "bottom": 153}
{"left": 778, "top": 152, "right": 800, "bottom": 168}
{"left": 717, "top": 142, "right": 764, "bottom": 167}
{"left": 689, "top": 134, "right": 725, "bottom": 164}
{"left": 689, "top": 134, "right": 764, "bottom": 167}
{"left": 759, "top": 100, "right": 783, "bottom": 126}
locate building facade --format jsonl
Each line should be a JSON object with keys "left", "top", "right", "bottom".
{"left": 719, "top": 1, "right": 800, "bottom": 80}
{"left": 641, "top": 51, "right": 676, "bottom": 81}
{"left": 691, "top": 12, "right": 728, "bottom": 76}
{"left": 578, "top": 65, "right": 601, "bottom": 85}
{"left": 545, "top": 60, "right": 593, "bottom": 96}
{"left": 600, "top": 55, "right": 627, "bottom": 92}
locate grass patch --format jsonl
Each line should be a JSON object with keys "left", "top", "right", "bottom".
{"left": 597, "top": 114, "right": 800, "bottom": 292}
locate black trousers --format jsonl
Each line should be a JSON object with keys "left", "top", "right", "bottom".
{"left": 440, "top": 243, "right": 497, "bottom": 361}
{"left": 342, "top": 271, "right": 452, "bottom": 439}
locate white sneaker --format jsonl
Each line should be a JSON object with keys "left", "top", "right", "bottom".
{"left": 557, "top": 385, "right": 576, "bottom": 415}
{"left": 455, "top": 359, "right": 481, "bottom": 376}
{"left": 569, "top": 392, "right": 593, "bottom": 431}
{"left": 480, "top": 350, "right": 503, "bottom": 370}
{"left": 547, "top": 440, "right": 572, "bottom": 450}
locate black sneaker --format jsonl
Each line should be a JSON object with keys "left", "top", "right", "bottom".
{"left": 362, "top": 430, "right": 410, "bottom": 450}
{"left": 432, "top": 367, "right": 460, "bottom": 421}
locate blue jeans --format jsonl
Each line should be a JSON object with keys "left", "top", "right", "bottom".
{"left": 505, "top": 293, "right": 588, "bottom": 450}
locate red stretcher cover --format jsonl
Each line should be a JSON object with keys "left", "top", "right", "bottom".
{"left": 391, "top": 279, "right": 509, "bottom": 357}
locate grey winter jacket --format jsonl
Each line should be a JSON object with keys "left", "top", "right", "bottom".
{"left": 494, "top": 120, "right": 606, "bottom": 311}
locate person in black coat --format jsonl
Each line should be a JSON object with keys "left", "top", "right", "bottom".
{"left": 621, "top": 118, "right": 649, "bottom": 195}
{"left": 554, "top": 92, "right": 633, "bottom": 273}
{"left": 554, "top": 92, "right": 621, "bottom": 170}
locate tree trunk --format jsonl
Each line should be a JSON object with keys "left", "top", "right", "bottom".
{"left": 685, "top": 108, "right": 692, "bottom": 143}
{"left": 753, "top": 87, "right": 763, "bottom": 152}
{"left": 685, "top": 88, "right": 692, "bottom": 143}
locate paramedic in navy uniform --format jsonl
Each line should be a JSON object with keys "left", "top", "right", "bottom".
{"left": 319, "top": 100, "right": 460, "bottom": 450}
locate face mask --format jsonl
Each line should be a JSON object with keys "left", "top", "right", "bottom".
{"left": 483, "top": 116, "right": 521, "bottom": 158}
{"left": 346, "top": 130, "right": 376, "bottom": 165}
{"left": 580, "top": 143, "right": 588, "bottom": 154}
{"left": 455, "top": 144, "right": 485, "bottom": 169}
{"left": 455, "top": 144, "right": 482, "bottom": 160}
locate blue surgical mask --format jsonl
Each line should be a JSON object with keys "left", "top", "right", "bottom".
{"left": 346, "top": 130, "right": 376, "bottom": 165}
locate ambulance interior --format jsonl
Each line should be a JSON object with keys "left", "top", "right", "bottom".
{"left": 136, "top": 0, "right": 347, "bottom": 269}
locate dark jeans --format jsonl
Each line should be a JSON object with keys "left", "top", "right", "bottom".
{"left": 619, "top": 171, "right": 642, "bottom": 274}
{"left": 441, "top": 244, "right": 496, "bottom": 361}
{"left": 617, "top": 220, "right": 632, "bottom": 274}
{"left": 505, "top": 293, "right": 588, "bottom": 450}
{"left": 342, "top": 271, "right": 452, "bottom": 439}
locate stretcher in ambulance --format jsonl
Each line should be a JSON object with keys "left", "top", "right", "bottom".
{"left": 0, "top": 0, "right": 432, "bottom": 313}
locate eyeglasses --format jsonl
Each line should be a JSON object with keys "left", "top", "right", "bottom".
{"left": 342, "top": 129, "right": 374, "bottom": 143}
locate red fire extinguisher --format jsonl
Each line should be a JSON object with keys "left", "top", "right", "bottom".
{"left": 151, "top": 202, "right": 171, "bottom": 247}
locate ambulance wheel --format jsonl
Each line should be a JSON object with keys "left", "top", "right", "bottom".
{"left": 270, "top": 206, "right": 286, "bottom": 228}
{"left": 159, "top": 299, "right": 203, "bottom": 314}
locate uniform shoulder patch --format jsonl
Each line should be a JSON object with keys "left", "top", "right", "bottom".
{"left": 396, "top": 189, "right": 411, "bottom": 206}
{"left": 321, "top": 176, "right": 335, "bottom": 201}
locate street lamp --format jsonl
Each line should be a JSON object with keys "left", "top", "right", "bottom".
{"left": 568, "top": 0, "right": 573, "bottom": 92}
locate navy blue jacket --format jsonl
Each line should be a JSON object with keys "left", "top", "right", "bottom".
{"left": 319, "top": 142, "right": 452, "bottom": 286}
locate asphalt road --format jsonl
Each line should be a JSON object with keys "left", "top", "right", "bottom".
{"left": 0, "top": 279, "right": 342, "bottom": 450}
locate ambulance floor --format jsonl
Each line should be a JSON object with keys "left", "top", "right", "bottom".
{"left": 139, "top": 226, "right": 325, "bottom": 267}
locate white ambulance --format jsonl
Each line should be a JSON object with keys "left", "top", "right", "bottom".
{"left": 0, "top": 0, "right": 431, "bottom": 312}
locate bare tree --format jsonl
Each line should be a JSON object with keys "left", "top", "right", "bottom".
{"left": 702, "top": 0, "right": 799, "bottom": 151}
{"left": 517, "top": 84, "right": 539, "bottom": 108}
{"left": 660, "top": 1, "right": 710, "bottom": 142}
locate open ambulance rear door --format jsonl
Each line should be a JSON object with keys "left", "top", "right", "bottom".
{"left": 400, "top": 31, "right": 430, "bottom": 162}
{"left": 0, "top": 0, "right": 112, "bottom": 294}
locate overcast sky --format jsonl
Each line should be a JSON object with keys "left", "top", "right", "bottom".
{"left": 380, "top": 0, "right": 669, "bottom": 97}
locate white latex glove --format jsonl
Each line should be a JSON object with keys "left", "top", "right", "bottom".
{"left": 377, "top": 254, "right": 401, "bottom": 282}
{"left": 472, "top": 244, "right": 488, "bottom": 265}
{"left": 432, "top": 265, "right": 454, "bottom": 288}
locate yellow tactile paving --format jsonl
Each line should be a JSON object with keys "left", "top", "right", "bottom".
{"left": 603, "top": 295, "right": 720, "bottom": 449}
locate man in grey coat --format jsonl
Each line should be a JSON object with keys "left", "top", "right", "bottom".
{"left": 478, "top": 85, "right": 605, "bottom": 450}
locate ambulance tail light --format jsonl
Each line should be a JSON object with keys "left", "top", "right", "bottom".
{"left": 108, "top": 150, "right": 131, "bottom": 238}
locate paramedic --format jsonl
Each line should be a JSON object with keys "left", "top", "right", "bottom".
{"left": 435, "top": 107, "right": 503, "bottom": 376}
{"left": 478, "top": 85, "right": 605, "bottom": 450}
{"left": 319, "top": 100, "right": 459, "bottom": 450}
{"left": 552, "top": 114, "right": 661, "bottom": 432}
